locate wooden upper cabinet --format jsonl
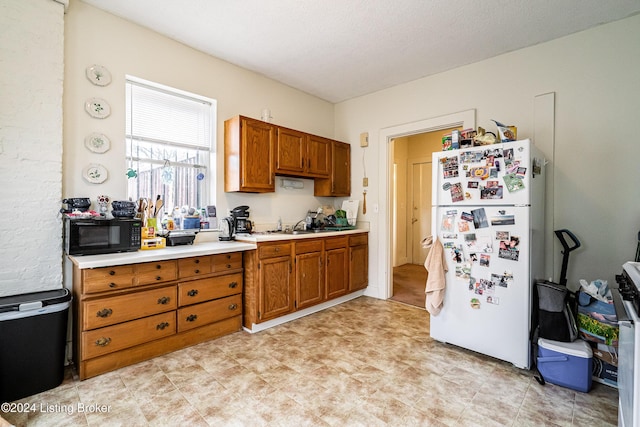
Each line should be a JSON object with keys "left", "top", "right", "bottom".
{"left": 275, "top": 127, "right": 305, "bottom": 175}
{"left": 224, "top": 115, "right": 348, "bottom": 194}
{"left": 305, "top": 134, "right": 331, "bottom": 177}
{"left": 276, "top": 127, "right": 330, "bottom": 178}
{"left": 314, "top": 140, "right": 351, "bottom": 197}
{"left": 224, "top": 116, "right": 276, "bottom": 193}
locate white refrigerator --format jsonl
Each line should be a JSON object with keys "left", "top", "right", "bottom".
{"left": 430, "top": 139, "right": 545, "bottom": 369}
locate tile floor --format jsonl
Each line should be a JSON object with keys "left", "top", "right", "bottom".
{"left": 1, "top": 297, "right": 618, "bottom": 426}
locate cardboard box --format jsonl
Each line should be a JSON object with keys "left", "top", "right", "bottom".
{"left": 140, "top": 237, "right": 166, "bottom": 250}
{"left": 591, "top": 342, "right": 618, "bottom": 388}
{"left": 577, "top": 291, "right": 619, "bottom": 346}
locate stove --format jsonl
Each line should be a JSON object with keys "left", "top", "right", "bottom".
{"left": 617, "top": 263, "right": 640, "bottom": 314}
{"left": 615, "top": 262, "right": 640, "bottom": 427}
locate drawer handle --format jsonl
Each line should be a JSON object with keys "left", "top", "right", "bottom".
{"left": 156, "top": 322, "right": 170, "bottom": 330}
{"left": 109, "top": 270, "right": 116, "bottom": 276}
{"left": 226, "top": 254, "right": 231, "bottom": 259}
{"left": 228, "top": 281, "right": 238, "bottom": 289}
{"left": 109, "top": 282, "right": 117, "bottom": 288}
{"left": 195, "top": 259, "right": 200, "bottom": 264}
{"left": 156, "top": 276, "right": 162, "bottom": 281}
{"left": 186, "top": 314, "right": 198, "bottom": 322}
{"left": 228, "top": 303, "right": 238, "bottom": 311}
{"left": 226, "top": 264, "right": 232, "bottom": 269}
{"left": 156, "top": 264, "right": 162, "bottom": 269}
{"left": 157, "top": 296, "right": 171, "bottom": 305}
{"left": 187, "top": 289, "right": 199, "bottom": 297}
{"left": 97, "top": 308, "right": 113, "bottom": 318}
{"left": 194, "top": 269, "right": 200, "bottom": 274}
{"left": 95, "top": 337, "right": 111, "bottom": 347}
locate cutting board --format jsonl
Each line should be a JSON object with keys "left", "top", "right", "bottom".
{"left": 341, "top": 200, "right": 359, "bottom": 221}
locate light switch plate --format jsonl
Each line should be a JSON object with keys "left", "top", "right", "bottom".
{"left": 360, "top": 132, "right": 369, "bottom": 147}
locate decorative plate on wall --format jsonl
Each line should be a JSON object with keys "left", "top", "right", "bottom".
{"left": 85, "top": 64, "right": 112, "bottom": 86}
{"left": 82, "top": 163, "right": 108, "bottom": 184}
{"left": 84, "top": 133, "right": 110, "bottom": 153}
{"left": 85, "top": 98, "right": 111, "bottom": 119}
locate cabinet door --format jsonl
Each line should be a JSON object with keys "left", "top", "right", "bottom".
{"left": 314, "top": 140, "right": 351, "bottom": 196}
{"left": 326, "top": 248, "right": 348, "bottom": 299}
{"left": 331, "top": 141, "right": 351, "bottom": 196}
{"left": 349, "top": 244, "right": 368, "bottom": 291}
{"left": 259, "top": 255, "right": 294, "bottom": 322}
{"left": 241, "top": 117, "right": 276, "bottom": 192}
{"left": 276, "top": 127, "right": 305, "bottom": 174}
{"left": 306, "top": 135, "right": 331, "bottom": 177}
{"left": 296, "top": 251, "right": 324, "bottom": 310}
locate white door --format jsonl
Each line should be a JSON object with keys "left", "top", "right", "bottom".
{"left": 410, "top": 161, "right": 432, "bottom": 265}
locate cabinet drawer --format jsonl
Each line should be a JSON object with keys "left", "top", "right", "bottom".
{"left": 325, "top": 236, "right": 348, "bottom": 250}
{"left": 178, "top": 273, "right": 243, "bottom": 306}
{"left": 177, "top": 294, "right": 242, "bottom": 332}
{"left": 135, "top": 260, "right": 177, "bottom": 285}
{"left": 295, "top": 240, "right": 323, "bottom": 254}
{"left": 349, "top": 234, "right": 368, "bottom": 247}
{"left": 82, "top": 265, "right": 135, "bottom": 294}
{"left": 178, "top": 256, "right": 212, "bottom": 278}
{"left": 258, "top": 243, "right": 291, "bottom": 259}
{"left": 83, "top": 285, "right": 177, "bottom": 330}
{"left": 81, "top": 311, "right": 176, "bottom": 360}
{"left": 212, "top": 252, "right": 242, "bottom": 272}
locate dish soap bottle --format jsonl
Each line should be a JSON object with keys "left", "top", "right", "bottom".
{"left": 277, "top": 217, "right": 282, "bottom": 231}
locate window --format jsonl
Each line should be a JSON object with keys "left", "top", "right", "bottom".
{"left": 125, "top": 77, "right": 216, "bottom": 218}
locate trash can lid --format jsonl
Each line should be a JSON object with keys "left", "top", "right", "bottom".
{"left": 0, "top": 289, "right": 71, "bottom": 313}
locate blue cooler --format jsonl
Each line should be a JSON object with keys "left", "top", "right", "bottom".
{"left": 537, "top": 338, "right": 593, "bottom": 392}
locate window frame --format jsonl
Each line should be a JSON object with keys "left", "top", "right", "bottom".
{"left": 124, "top": 75, "right": 217, "bottom": 212}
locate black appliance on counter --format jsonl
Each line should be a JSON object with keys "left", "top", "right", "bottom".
{"left": 231, "top": 205, "right": 252, "bottom": 234}
{"left": 64, "top": 217, "right": 142, "bottom": 255}
{"left": 164, "top": 230, "right": 197, "bottom": 246}
{"left": 60, "top": 198, "right": 91, "bottom": 214}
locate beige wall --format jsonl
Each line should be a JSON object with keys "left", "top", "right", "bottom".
{"left": 336, "top": 14, "right": 640, "bottom": 297}
{"left": 64, "top": 0, "right": 339, "bottom": 229}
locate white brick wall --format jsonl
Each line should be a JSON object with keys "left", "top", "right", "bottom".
{"left": 0, "top": 0, "right": 65, "bottom": 297}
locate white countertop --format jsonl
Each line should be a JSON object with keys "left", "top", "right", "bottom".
{"left": 68, "top": 241, "right": 257, "bottom": 269}
{"left": 235, "top": 228, "right": 368, "bottom": 243}
{"left": 68, "top": 229, "right": 368, "bottom": 269}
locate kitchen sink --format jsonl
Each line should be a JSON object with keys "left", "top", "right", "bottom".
{"left": 256, "top": 227, "right": 354, "bottom": 236}
{"left": 261, "top": 229, "right": 330, "bottom": 235}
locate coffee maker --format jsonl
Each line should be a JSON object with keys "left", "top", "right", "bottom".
{"left": 230, "top": 205, "right": 251, "bottom": 234}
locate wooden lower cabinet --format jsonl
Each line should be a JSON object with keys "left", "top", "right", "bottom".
{"left": 242, "top": 232, "right": 368, "bottom": 329}
{"left": 258, "top": 244, "right": 294, "bottom": 322}
{"left": 325, "top": 237, "right": 349, "bottom": 299}
{"left": 295, "top": 240, "right": 324, "bottom": 310}
{"left": 349, "top": 234, "right": 369, "bottom": 291}
{"left": 72, "top": 253, "right": 244, "bottom": 380}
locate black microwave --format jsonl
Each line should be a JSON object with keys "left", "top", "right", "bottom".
{"left": 64, "top": 217, "right": 142, "bottom": 255}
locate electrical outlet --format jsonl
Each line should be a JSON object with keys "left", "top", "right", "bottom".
{"left": 363, "top": 177, "right": 368, "bottom": 187}
{"left": 360, "top": 132, "right": 369, "bottom": 147}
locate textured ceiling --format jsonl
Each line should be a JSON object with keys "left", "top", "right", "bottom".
{"left": 80, "top": 0, "right": 640, "bottom": 103}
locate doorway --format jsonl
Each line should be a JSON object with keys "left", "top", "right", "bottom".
{"left": 378, "top": 110, "right": 476, "bottom": 301}
{"left": 390, "top": 132, "right": 457, "bottom": 307}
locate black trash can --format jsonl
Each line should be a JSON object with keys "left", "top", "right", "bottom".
{"left": 0, "top": 288, "right": 72, "bottom": 403}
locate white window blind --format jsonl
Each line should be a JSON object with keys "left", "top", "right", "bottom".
{"left": 126, "top": 80, "right": 212, "bottom": 149}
